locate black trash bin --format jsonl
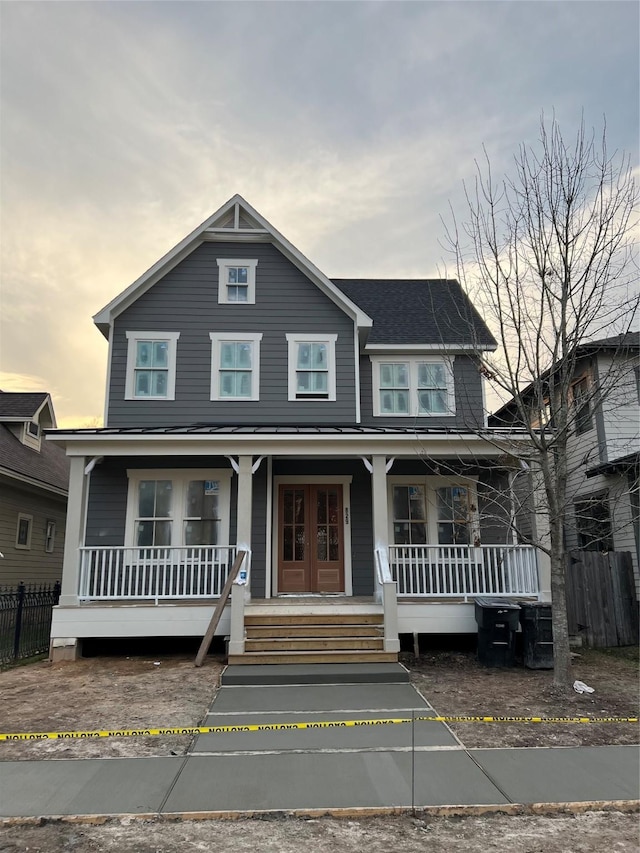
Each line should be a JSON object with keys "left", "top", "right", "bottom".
{"left": 474, "top": 597, "right": 520, "bottom": 667}
{"left": 520, "top": 603, "right": 553, "bottom": 669}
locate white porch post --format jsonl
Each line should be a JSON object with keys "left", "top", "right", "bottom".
{"left": 59, "top": 456, "right": 87, "bottom": 606}
{"left": 371, "top": 455, "right": 399, "bottom": 653}
{"left": 50, "top": 455, "right": 87, "bottom": 661}
{"left": 371, "top": 455, "right": 389, "bottom": 558}
{"left": 229, "top": 455, "right": 253, "bottom": 655}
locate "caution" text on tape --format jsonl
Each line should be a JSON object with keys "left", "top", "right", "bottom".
{"left": 1, "top": 714, "right": 638, "bottom": 741}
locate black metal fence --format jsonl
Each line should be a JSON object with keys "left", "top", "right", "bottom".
{"left": 0, "top": 582, "right": 60, "bottom": 666}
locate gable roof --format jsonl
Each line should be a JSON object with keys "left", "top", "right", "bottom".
{"left": 93, "top": 194, "right": 372, "bottom": 337}
{"left": 0, "top": 424, "right": 69, "bottom": 495}
{"left": 333, "top": 279, "right": 497, "bottom": 349}
{"left": 0, "top": 391, "right": 52, "bottom": 422}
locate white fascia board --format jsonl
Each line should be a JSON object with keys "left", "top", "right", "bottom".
{"left": 214, "top": 196, "right": 372, "bottom": 329}
{"left": 364, "top": 343, "right": 497, "bottom": 353}
{"left": 92, "top": 193, "right": 373, "bottom": 337}
{"left": 48, "top": 431, "right": 533, "bottom": 460}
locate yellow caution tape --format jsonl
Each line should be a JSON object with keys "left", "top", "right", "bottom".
{"left": 0, "top": 714, "right": 638, "bottom": 741}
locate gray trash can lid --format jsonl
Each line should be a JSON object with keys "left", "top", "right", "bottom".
{"left": 474, "top": 597, "right": 520, "bottom": 610}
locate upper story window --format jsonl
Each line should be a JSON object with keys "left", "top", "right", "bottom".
{"left": 571, "top": 375, "right": 592, "bottom": 434}
{"left": 21, "top": 420, "right": 42, "bottom": 450}
{"left": 209, "top": 332, "right": 262, "bottom": 401}
{"left": 286, "top": 334, "right": 337, "bottom": 401}
{"left": 125, "top": 332, "right": 180, "bottom": 401}
{"left": 372, "top": 357, "right": 455, "bottom": 417}
{"left": 217, "top": 259, "right": 258, "bottom": 304}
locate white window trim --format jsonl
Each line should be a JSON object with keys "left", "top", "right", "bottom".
{"left": 125, "top": 469, "right": 233, "bottom": 548}
{"left": 22, "top": 421, "right": 41, "bottom": 451}
{"left": 15, "top": 513, "right": 33, "bottom": 550}
{"left": 217, "top": 258, "right": 258, "bottom": 305}
{"left": 286, "top": 333, "right": 337, "bottom": 402}
{"left": 387, "top": 475, "right": 479, "bottom": 545}
{"left": 209, "top": 332, "right": 263, "bottom": 402}
{"left": 371, "top": 355, "right": 456, "bottom": 417}
{"left": 125, "top": 332, "right": 180, "bottom": 401}
{"left": 45, "top": 520, "right": 56, "bottom": 553}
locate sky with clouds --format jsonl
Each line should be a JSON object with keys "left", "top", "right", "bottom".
{"left": 1, "top": 1, "right": 638, "bottom": 426}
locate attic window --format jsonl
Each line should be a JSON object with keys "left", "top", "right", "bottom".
{"left": 27, "top": 421, "right": 40, "bottom": 437}
{"left": 217, "top": 259, "right": 258, "bottom": 305}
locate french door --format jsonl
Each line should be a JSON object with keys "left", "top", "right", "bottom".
{"left": 278, "top": 484, "right": 344, "bottom": 593}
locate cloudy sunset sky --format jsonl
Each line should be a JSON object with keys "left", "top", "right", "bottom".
{"left": 1, "top": 1, "right": 638, "bottom": 427}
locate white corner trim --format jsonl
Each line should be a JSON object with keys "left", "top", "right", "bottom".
{"left": 124, "top": 332, "right": 180, "bottom": 401}
{"left": 209, "top": 332, "right": 263, "bottom": 401}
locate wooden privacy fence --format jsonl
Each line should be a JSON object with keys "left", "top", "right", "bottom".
{"left": 566, "top": 551, "right": 639, "bottom": 647}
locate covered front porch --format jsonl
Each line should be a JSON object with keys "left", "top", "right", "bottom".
{"left": 48, "top": 426, "right": 549, "bottom": 661}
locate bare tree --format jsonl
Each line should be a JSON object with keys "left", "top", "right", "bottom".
{"left": 444, "top": 115, "right": 638, "bottom": 691}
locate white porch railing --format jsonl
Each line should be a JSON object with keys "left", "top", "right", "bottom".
{"left": 389, "top": 544, "right": 540, "bottom": 599}
{"left": 78, "top": 546, "right": 239, "bottom": 603}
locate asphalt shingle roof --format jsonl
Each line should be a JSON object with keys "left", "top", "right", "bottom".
{"left": 333, "top": 279, "right": 497, "bottom": 347}
{"left": 0, "top": 392, "right": 49, "bottom": 419}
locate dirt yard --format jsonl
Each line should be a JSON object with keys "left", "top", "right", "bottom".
{"left": 405, "top": 645, "right": 640, "bottom": 748}
{"left": 0, "top": 645, "right": 637, "bottom": 759}
{"left": 0, "top": 647, "right": 637, "bottom": 852}
{"left": 1, "top": 811, "right": 639, "bottom": 853}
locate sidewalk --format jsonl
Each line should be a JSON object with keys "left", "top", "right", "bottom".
{"left": 1, "top": 664, "right": 638, "bottom": 819}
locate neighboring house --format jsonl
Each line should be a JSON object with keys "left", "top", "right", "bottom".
{"left": 47, "top": 195, "right": 547, "bottom": 663}
{"left": 493, "top": 333, "right": 640, "bottom": 591}
{"left": 0, "top": 392, "right": 69, "bottom": 587}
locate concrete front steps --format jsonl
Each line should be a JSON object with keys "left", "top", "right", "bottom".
{"left": 228, "top": 609, "right": 398, "bottom": 665}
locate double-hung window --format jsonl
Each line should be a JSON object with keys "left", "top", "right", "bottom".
{"left": 286, "top": 334, "right": 337, "bottom": 401}
{"left": 388, "top": 479, "right": 476, "bottom": 545}
{"left": 217, "top": 259, "right": 258, "bottom": 304}
{"left": 373, "top": 357, "right": 455, "bottom": 417}
{"left": 209, "top": 333, "right": 262, "bottom": 401}
{"left": 125, "top": 332, "right": 180, "bottom": 400}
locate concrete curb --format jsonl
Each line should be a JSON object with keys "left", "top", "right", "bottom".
{"left": 1, "top": 799, "right": 638, "bottom": 827}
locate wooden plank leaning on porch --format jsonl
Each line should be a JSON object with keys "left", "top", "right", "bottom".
{"left": 195, "top": 550, "right": 247, "bottom": 667}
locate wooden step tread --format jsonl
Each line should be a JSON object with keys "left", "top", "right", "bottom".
{"left": 245, "top": 638, "right": 384, "bottom": 652}
{"left": 247, "top": 625, "right": 383, "bottom": 639}
{"left": 245, "top": 613, "right": 383, "bottom": 626}
{"left": 228, "top": 651, "right": 398, "bottom": 665}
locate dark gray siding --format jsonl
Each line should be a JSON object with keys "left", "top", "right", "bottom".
{"left": 107, "top": 242, "right": 357, "bottom": 427}
{"left": 250, "top": 462, "right": 267, "bottom": 598}
{"left": 477, "top": 469, "right": 513, "bottom": 544}
{"left": 85, "top": 458, "right": 235, "bottom": 547}
{"left": 359, "top": 354, "right": 485, "bottom": 429}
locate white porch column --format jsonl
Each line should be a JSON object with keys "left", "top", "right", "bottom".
{"left": 371, "top": 455, "right": 389, "bottom": 554}
{"left": 59, "top": 456, "right": 88, "bottom": 606}
{"left": 235, "top": 455, "right": 253, "bottom": 554}
{"left": 229, "top": 455, "right": 253, "bottom": 656}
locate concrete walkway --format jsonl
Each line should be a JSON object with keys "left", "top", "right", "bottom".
{"left": 1, "top": 664, "right": 638, "bottom": 818}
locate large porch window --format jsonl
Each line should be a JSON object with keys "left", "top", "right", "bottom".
{"left": 126, "top": 469, "right": 231, "bottom": 547}
{"left": 389, "top": 477, "right": 477, "bottom": 545}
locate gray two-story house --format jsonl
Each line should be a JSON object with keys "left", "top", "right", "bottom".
{"left": 48, "top": 195, "right": 547, "bottom": 662}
